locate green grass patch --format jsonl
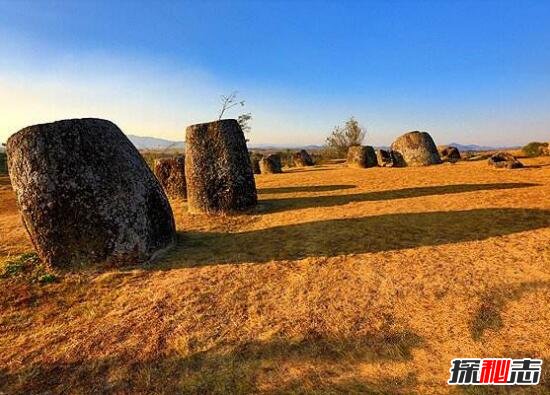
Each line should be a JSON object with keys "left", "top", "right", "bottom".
{"left": 1, "top": 252, "right": 59, "bottom": 285}
{"left": 38, "top": 273, "right": 59, "bottom": 284}
{"left": 1, "top": 252, "right": 39, "bottom": 278}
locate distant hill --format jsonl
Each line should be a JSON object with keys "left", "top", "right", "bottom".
{"left": 125, "top": 134, "right": 521, "bottom": 153}
{"left": 376, "top": 143, "right": 520, "bottom": 152}
{"left": 448, "top": 143, "right": 520, "bottom": 152}
{"left": 126, "top": 135, "right": 325, "bottom": 151}
{"left": 127, "top": 135, "right": 185, "bottom": 150}
{"left": 249, "top": 144, "right": 324, "bottom": 150}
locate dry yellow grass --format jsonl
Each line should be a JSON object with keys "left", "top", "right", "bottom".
{"left": 1, "top": 157, "right": 549, "bottom": 394}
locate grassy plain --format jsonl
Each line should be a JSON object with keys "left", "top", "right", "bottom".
{"left": 1, "top": 157, "right": 549, "bottom": 394}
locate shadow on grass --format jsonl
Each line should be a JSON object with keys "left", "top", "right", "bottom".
{"left": 470, "top": 281, "right": 550, "bottom": 341}
{"left": 0, "top": 329, "right": 422, "bottom": 394}
{"left": 0, "top": 175, "right": 12, "bottom": 189}
{"left": 283, "top": 166, "right": 338, "bottom": 173}
{"left": 258, "top": 184, "right": 356, "bottom": 194}
{"left": 160, "top": 208, "right": 550, "bottom": 268}
{"left": 524, "top": 163, "right": 550, "bottom": 169}
{"left": 259, "top": 183, "right": 539, "bottom": 213}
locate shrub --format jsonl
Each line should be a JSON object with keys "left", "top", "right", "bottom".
{"left": 316, "top": 147, "right": 344, "bottom": 162}
{"left": 522, "top": 142, "right": 548, "bottom": 157}
{"left": 141, "top": 150, "right": 182, "bottom": 171}
{"left": 277, "top": 149, "right": 296, "bottom": 168}
{"left": 249, "top": 151, "right": 263, "bottom": 163}
{"left": 325, "top": 117, "right": 366, "bottom": 158}
{"left": 0, "top": 152, "right": 6, "bottom": 174}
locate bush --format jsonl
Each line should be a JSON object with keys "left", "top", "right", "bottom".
{"left": 249, "top": 151, "right": 263, "bottom": 163}
{"left": 522, "top": 142, "right": 548, "bottom": 157}
{"left": 316, "top": 147, "right": 344, "bottom": 162}
{"left": 0, "top": 152, "right": 6, "bottom": 174}
{"left": 277, "top": 149, "right": 296, "bottom": 168}
{"left": 140, "top": 150, "right": 183, "bottom": 171}
{"left": 325, "top": 117, "right": 366, "bottom": 158}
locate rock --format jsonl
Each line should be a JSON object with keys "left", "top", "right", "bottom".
{"left": 487, "top": 152, "right": 524, "bottom": 169}
{"left": 539, "top": 144, "right": 550, "bottom": 156}
{"left": 153, "top": 156, "right": 186, "bottom": 199}
{"left": 259, "top": 154, "right": 283, "bottom": 174}
{"left": 439, "top": 146, "right": 461, "bottom": 163}
{"left": 185, "top": 119, "right": 257, "bottom": 214}
{"left": 390, "top": 131, "right": 442, "bottom": 166}
{"left": 251, "top": 158, "right": 261, "bottom": 174}
{"left": 464, "top": 153, "right": 492, "bottom": 161}
{"left": 249, "top": 152, "right": 263, "bottom": 174}
{"left": 6, "top": 118, "right": 176, "bottom": 268}
{"left": 293, "top": 149, "right": 314, "bottom": 167}
{"left": 376, "top": 149, "right": 400, "bottom": 167}
{"left": 346, "top": 146, "right": 378, "bottom": 168}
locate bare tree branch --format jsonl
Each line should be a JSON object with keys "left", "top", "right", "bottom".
{"left": 218, "top": 91, "right": 245, "bottom": 120}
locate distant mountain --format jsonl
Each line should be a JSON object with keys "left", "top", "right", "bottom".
{"left": 127, "top": 135, "right": 184, "bottom": 150}
{"left": 125, "top": 134, "right": 521, "bottom": 153}
{"left": 448, "top": 143, "right": 520, "bottom": 152}
{"left": 248, "top": 144, "right": 323, "bottom": 150}
{"left": 126, "top": 135, "right": 324, "bottom": 151}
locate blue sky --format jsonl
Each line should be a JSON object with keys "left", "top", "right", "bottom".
{"left": 1, "top": 0, "right": 550, "bottom": 146}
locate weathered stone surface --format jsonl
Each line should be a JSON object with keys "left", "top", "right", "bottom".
{"left": 154, "top": 156, "right": 186, "bottom": 199}
{"left": 464, "top": 153, "right": 492, "bottom": 161}
{"left": 487, "top": 152, "right": 524, "bottom": 169}
{"left": 251, "top": 156, "right": 261, "bottom": 174}
{"left": 293, "top": 149, "right": 314, "bottom": 167}
{"left": 439, "top": 146, "right": 461, "bottom": 163}
{"left": 6, "top": 118, "right": 176, "bottom": 268}
{"left": 259, "top": 154, "right": 283, "bottom": 174}
{"left": 390, "top": 131, "right": 442, "bottom": 166}
{"left": 376, "top": 149, "right": 399, "bottom": 167}
{"left": 346, "top": 146, "right": 378, "bottom": 168}
{"left": 185, "top": 119, "right": 257, "bottom": 214}
{"left": 249, "top": 151, "right": 263, "bottom": 175}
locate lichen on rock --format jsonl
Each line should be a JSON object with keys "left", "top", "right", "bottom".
{"left": 6, "top": 118, "right": 176, "bottom": 268}
{"left": 346, "top": 146, "right": 378, "bottom": 168}
{"left": 154, "top": 156, "right": 187, "bottom": 199}
{"left": 185, "top": 119, "right": 257, "bottom": 214}
{"left": 293, "top": 149, "right": 314, "bottom": 167}
{"left": 259, "top": 154, "right": 283, "bottom": 174}
{"left": 390, "top": 131, "right": 442, "bottom": 166}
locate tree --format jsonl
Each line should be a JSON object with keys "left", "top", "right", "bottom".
{"left": 237, "top": 112, "right": 252, "bottom": 134}
{"left": 218, "top": 91, "right": 245, "bottom": 119}
{"left": 217, "top": 91, "right": 252, "bottom": 135}
{"left": 325, "top": 117, "right": 366, "bottom": 157}
{"left": 522, "top": 141, "right": 548, "bottom": 157}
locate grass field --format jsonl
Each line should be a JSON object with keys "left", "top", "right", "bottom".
{"left": 1, "top": 157, "right": 549, "bottom": 394}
